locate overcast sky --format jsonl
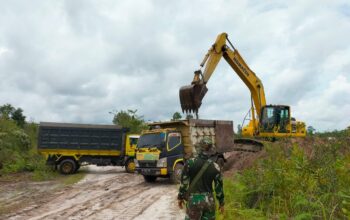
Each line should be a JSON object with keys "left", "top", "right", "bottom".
{"left": 0, "top": 0, "right": 349, "bottom": 131}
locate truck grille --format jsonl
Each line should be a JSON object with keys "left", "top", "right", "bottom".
{"left": 138, "top": 161, "right": 157, "bottom": 168}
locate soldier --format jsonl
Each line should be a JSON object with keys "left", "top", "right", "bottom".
{"left": 178, "top": 137, "right": 225, "bottom": 220}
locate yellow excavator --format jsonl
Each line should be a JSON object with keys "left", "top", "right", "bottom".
{"left": 179, "top": 33, "right": 306, "bottom": 142}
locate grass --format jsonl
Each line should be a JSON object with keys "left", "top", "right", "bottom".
{"left": 217, "top": 136, "right": 350, "bottom": 219}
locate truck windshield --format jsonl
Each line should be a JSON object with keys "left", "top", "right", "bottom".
{"left": 137, "top": 133, "right": 165, "bottom": 148}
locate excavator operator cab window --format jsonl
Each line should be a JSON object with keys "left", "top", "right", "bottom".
{"left": 260, "top": 106, "right": 276, "bottom": 132}
{"left": 278, "top": 107, "right": 290, "bottom": 133}
{"left": 260, "top": 106, "right": 290, "bottom": 133}
{"left": 267, "top": 108, "right": 274, "bottom": 119}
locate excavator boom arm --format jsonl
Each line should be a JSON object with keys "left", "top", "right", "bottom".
{"left": 181, "top": 32, "right": 266, "bottom": 117}
{"left": 223, "top": 47, "right": 266, "bottom": 114}
{"left": 179, "top": 32, "right": 306, "bottom": 138}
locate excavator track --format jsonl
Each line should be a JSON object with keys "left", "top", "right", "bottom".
{"left": 232, "top": 138, "right": 264, "bottom": 152}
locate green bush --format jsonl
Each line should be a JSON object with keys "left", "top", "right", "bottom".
{"left": 0, "top": 118, "right": 56, "bottom": 180}
{"left": 220, "top": 138, "right": 350, "bottom": 219}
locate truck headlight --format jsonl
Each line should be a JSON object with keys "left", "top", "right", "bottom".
{"left": 157, "top": 158, "right": 167, "bottom": 168}
{"left": 134, "top": 159, "right": 139, "bottom": 167}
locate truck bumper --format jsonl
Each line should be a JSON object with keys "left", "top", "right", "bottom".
{"left": 135, "top": 167, "right": 168, "bottom": 176}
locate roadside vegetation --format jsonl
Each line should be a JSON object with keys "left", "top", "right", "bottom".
{"left": 111, "top": 109, "right": 148, "bottom": 133}
{"left": 0, "top": 107, "right": 150, "bottom": 182}
{"left": 2, "top": 104, "right": 349, "bottom": 218}
{"left": 0, "top": 104, "right": 81, "bottom": 182}
{"left": 219, "top": 129, "right": 350, "bottom": 219}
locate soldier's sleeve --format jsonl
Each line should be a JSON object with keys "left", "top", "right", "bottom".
{"left": 177, "top": 159, "right": 191, "bottom": 200}
{"left": 214, "top": 170, "right": 224, "bottom": 206}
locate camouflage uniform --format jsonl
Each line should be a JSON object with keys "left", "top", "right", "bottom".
{"left": 178, "top": 138, "right": 224, "bottom": 220}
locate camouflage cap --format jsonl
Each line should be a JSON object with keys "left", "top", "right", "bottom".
{"left": 199, "top": 136, "right": 213, "bottom": 146}
{"left": 196, "top": 137, "right": 216, "bottom": 155}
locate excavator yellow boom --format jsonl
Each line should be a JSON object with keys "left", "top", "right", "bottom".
{"left": 179, "top": 32, "right": 306, "bottom": 138}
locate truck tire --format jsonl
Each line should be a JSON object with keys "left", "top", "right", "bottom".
{"left": 59, "top": 159, "right": 77, "bottom": 175}
{"left": 171, "top": 163, "right": 184, "bottom": 184}
{"left": 125, "top": 159, "right": 136, "bottom": 173}
{"left": 143, "top": 175, "right": 157, "bottom": 183}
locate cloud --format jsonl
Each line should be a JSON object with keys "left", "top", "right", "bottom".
{"left": 0, "top": 0, "right": 349, "bottom": 131}
{"left": 294, "top": 75, "right": 350, "bottom": 130}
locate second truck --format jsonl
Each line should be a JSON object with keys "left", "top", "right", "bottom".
{"left": 135, "top": 119, "right": 235, "bottom": 183}
{"left": 38, "top": 122, "right": 139, "bottom": 174}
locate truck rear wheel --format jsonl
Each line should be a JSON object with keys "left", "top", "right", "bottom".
{"left": 143, "top": 175, "right": 157, "bottom": 183}
{"left": 125, "top": 159, "right": 136, "bottom": 173}
{"left": 171, "top": 163, "right": 184, "bottom": 184}
{"left": 59, "top": 159, "right": 77, "bottom": 175}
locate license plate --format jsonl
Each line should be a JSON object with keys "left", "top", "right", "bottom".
{"left": 136, "top": 153, "right": 159, "bottom": 160}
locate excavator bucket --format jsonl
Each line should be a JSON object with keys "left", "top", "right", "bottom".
{"left": 179, "top": 84, "right": 208, "bottom": 113}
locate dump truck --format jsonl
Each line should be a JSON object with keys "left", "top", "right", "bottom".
{"left": 135, "top": 119, "right": 234, "bottom": 183}
{"left": 38, "top": 122, "right": 139, "bottom": 174}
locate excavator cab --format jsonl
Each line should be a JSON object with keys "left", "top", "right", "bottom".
{"left": 259, "top": 105, "right": 290, "bottom": 133}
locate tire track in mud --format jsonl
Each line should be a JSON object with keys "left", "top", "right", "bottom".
{"left": 89, "top": 185, "right": 168, "bottom": 220}
{"left": 15, "top": 170, "right": 143, "bottom": 220}
{"left": 35, "top": 183, "right": 151, "bottom": 219}
{"left": 5, "top": 166, "right": 184, "bottom": 220}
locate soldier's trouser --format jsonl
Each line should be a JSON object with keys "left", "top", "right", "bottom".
{"left": 185, "top": 192, "right": 215, "bottom": 220}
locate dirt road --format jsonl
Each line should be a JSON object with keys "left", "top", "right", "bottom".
{"left": 1, "top": 166, "right": 185, "bottom": 220}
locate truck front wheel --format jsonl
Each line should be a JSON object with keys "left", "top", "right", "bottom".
{"left": 59, "top": 159, "right": 77, "bottom": 175}
{"left": 125, "top": 159, "right": 136, "bottom": 173}
{"left": 143, "top": 175, "right": 157, "bottom": 183}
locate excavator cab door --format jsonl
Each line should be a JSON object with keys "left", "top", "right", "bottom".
{"left": 259, "top": 105, "right": 290, "bottom": 134}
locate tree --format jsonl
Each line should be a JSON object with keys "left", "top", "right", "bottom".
{"left": 172, "top": 112, "right": 182, "bottom": 121}
{"left": 111, "top": 109, "right": 148, "bottom": 133}
{"left": 11, "top": 108, "right": 26, "bottom": 127}
{"left": 0, "top": 104, "right": 15, "bottom": 120}
{"left": 186, "top": 114, "right": 194, "bottom": 120}
{"left": 0, "top": 104, "right": 26, "bottom": 127}
{"left": 307, "top": 126, "right": 316, "bottom": 135}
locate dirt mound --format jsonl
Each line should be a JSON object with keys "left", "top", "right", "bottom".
{"left": 223, "top": 150, "right": 266, "bottom": 177}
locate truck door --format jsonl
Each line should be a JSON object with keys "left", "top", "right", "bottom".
{"left": 126, "top": 135, "right": 139, "bottom": 157}
{"left": 166, "top": 132, "right": 184, "bottom": 172}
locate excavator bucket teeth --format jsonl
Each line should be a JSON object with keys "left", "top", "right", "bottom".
{"left": 179, "top": 84, "right": 208, "bottom": 113}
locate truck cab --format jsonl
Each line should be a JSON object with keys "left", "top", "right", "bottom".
{"left": 135, "top": 128, "right": 184, "bottom": 183}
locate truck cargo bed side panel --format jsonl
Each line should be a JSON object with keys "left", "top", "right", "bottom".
{"left": 214, "top": 121, "right": 235, "bottom": 152}
{"left": 38, "top": 123, "right": 126, "bottom": 151}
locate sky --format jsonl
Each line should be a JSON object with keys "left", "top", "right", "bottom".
{"left": 0, "top": 0, "right": 349, "bottom": 131}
